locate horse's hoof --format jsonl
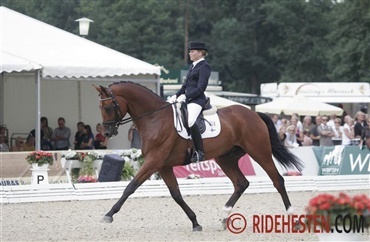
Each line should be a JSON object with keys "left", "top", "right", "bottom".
{"left": 101, "top": 215, "right": 113, "bottom": 223}
{"left": 193, "top": 225, "right": 202, "bottom": 232}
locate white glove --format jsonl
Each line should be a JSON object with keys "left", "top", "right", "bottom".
{"left": 176, "top": 94, "right": 186, "bottom": 103}
{"left": 167, "top": 95, "right": 177, "bottom": 103}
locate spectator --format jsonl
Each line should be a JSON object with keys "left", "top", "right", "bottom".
{"left": 51, "top": 117, "right": 71, "bottom": 150}
{"left": 128, "top": 123, "right": 141, "bottom": 149}
{"left": 327, "top": 114, "right": 337, "bottom": 129}
{"left": 23, "top": 134, "right": 35, "bottom": 151}
{"left": 94, "top": 123, "right": 108, "bottom": 149}
{"left": 285, "top": 125, "right": 299, "bottom": 148}
{"left": 354, "top": 111, "right": 367, "bottom": 138}
{"left": 278, "top": 126, "right": 287, "bottom": 144}
{"left": 30, "top": 123, "right": 44, "bottom": 149}
{"left": 302, "top": 116, "right": 315, "bottom": 133}
{"left": 291, "top": 113, "right": 303, "bottom": 131}
{"left": 359, "top": 117, "right": 370, "bottom": 150}
{"left": 280, "top": 118, "right": 290, "bottom": 128}
{"left": 73, "top": 122, "right": 85, "bottom": 150}
{"left": 317, "top": 115, "right": 335, "bottom": 146}
{"left": 342, "top": 117, "right": 355, "bottom": 146}
{"left": 0, "top": 133, "right": 9, "bottom": 152}
{"left": 270, "top": 114, "right": 281, "bottom": 132}
{"left": 10, "top": 136, "right": 25, "bottom": 152}
{"left": 332, "top": 118, "right": 343, "bottom": 139}
{"left": 80, "top": 125, "right": 94, "bottom": 150}
{"left": 310, "top": 116, "right": 322, "bottom": 146}
{"left": 302, "top": 130, "right": 313, "bottom": 146}
{"left": 41, "top": 117, "right": 53, "bottom": 150}
{"left": 290, "top": 117, "right": 303, "bottom": 146}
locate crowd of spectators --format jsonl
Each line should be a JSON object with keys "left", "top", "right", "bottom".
{"left": 271, "top": 111, "right": 369, "bottom": 150}
{"left": 1, "top": 117, "right": 109, "bottom": 152}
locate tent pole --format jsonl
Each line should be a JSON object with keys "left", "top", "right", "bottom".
{"left": 35, "top": 70, "right": 41, "bottom": 151}
{"left": 78, "top": 81, "right": 82, "bottom": 121}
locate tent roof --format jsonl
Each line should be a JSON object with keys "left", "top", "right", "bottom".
{"left": 0, "top": 6, "right": 160, "bottom": 78}
{"left": 255, "top": 96, "right": 343, "bottom": 116}
{"left": 1, "top": 51, "right": 42, "bottom": 73}
{"left": 205, "top": 92, "right": 250, "bottom": 109}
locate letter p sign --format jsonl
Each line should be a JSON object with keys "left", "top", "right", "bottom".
{"left": 37, "top": 175, "right": 44, "bottom": 184}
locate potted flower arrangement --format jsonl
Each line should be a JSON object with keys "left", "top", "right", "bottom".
{"left": 77, "top": 175, "right": 97, "bottom": 183}
{"left": 305, "top": 192, "right": 370, "bottom": 240}
{"left": 26, "top": 151, "right": 54, "bottom": 167}
{"left": 61, "top": 150, "right": 103, "bottom": 183}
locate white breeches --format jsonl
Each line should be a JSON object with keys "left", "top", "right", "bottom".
{"left": 187, "top": 103, "right": 202, "bottom": 127}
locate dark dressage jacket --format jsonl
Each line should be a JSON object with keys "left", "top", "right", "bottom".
{"left": 176, "top": 60, "right": 211, "bottom": 107}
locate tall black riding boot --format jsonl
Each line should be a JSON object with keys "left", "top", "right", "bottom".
{"left": 190, "top": 124, "right": 204, "bottom": 162}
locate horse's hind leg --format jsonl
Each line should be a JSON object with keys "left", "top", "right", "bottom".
{"left": 214, "top": 148, "right": 249, "bottom": 229}
{"left": 249, "top": 151, "right": 294, "bottom": 213}
{"left": 159, "top": 166, "right": 202, "bottom": 232}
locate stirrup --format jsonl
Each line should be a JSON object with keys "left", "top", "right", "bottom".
{"left": 191, "top": 150, "right": 204, "bottom": 163}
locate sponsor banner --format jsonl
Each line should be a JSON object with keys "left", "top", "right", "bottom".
{"left": 319, "top": 146, "right": 370, "bottom": 175}
{"left": 173, "top": 155, "right": 255, "bottom": 178}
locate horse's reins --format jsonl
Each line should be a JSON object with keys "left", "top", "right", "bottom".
{"left": 100, "top": 87, "right": 175, "bottom": 128}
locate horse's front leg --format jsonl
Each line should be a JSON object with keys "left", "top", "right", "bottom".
{"left": 159, "top": 166, "right": 202, "bottom": 232}
{"left": 101, "top": 161, "right": 157, "bottom": 223}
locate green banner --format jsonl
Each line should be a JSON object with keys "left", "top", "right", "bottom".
{"left": 319, "top": 146, "right": 370, "bottom": 175}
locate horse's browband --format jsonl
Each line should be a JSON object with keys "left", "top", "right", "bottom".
{"left": 99, "top": 97, "right": 112, "bottom": 101}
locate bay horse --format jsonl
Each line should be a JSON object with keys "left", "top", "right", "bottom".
{"left": 94, "top": 81, "right": 303, "bottom": 231}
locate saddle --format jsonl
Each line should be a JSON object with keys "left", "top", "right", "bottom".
{"left": 180, "top": 97, "right": 216, "bottom": 135}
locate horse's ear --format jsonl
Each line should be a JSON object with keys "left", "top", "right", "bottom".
{"left": 93, "top": 85, "right": 109, "bottom": 96}
{"left": 99, "top": 85, "right": 109, "bottom": 96}
{"left": 93, "top": 84, "right": 101, "bottom": 93}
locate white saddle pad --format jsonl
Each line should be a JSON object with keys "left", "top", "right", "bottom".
{"left": 171, "top": 103, "right": 221, "bottom": 139}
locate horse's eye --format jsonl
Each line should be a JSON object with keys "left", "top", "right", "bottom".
{"left": 104, "top": 105, "right": 112, "bottom": 113}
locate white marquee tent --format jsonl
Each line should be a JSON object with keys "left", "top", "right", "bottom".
{"left": 0, "top": 6, "right": 160, "bottom": 149}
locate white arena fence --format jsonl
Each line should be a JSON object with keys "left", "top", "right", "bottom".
{"left": 0, "top": 175, "right": 368, "bottom": 204}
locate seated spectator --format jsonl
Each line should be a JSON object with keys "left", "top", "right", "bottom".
{"left": 0, "top": 133, "right": 9, "bottom": 152}
{"left": 10, "top": 136, "right": 25, "bottom": 152}
{"left": 80, "top": 125, "right": 94, "bottom": 150}
{"left": 94, "top": 123, "right": 108, "bottom": 149}
{"left": 24, "top": 134, "right": 35, "bottom": 151}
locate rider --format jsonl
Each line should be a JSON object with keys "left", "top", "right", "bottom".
{"left": 174, "top": 42, "right": 211, "bottom": 162}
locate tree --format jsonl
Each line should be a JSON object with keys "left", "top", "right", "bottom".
{"left": 327, "top": 0, "right": 370, "bottom": 82}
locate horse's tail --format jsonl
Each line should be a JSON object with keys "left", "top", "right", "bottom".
{"left": 257, "top": 112, "right": 303, "bottom": 171}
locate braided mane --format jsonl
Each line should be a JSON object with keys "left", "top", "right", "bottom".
{"left": 109, "top": 81, "right": 161, "bottom": 98}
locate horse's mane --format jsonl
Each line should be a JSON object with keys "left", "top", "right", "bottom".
{"left": 109, "top": 81, "right": 162, "bottom": 100}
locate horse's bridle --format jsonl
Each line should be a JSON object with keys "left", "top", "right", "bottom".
{"left": 99, "top": 87, "right": 126, "bottom": 127}
{"left": 99, "top": 87, "right": 174, "bottom": 133}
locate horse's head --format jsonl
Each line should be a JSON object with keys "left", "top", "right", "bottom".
{"left": 94, "top": 85, "right": 127, "bottom": 138}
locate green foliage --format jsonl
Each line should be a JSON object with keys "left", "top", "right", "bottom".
{"left": 121, "top": 162, "right": 135, "bottom": 181}
{"left": 2, "top": 0, "right": 369, "bottom": 93}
